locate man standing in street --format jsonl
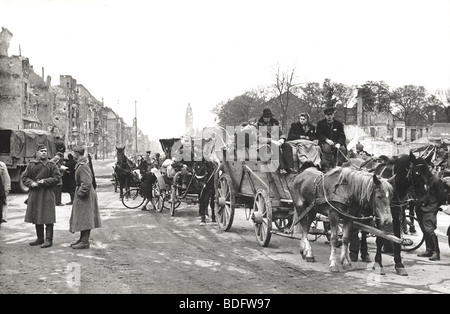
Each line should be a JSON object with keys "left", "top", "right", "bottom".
{"left": 416, "top": 174, "right": 447, "bottom": 261}
{"left": 22, "top": 144, "right": 61, "bottom": 248}
{"left": 316, "top": 107, "right": 348, "bottom": 171}
{"left": 69, "top": 145, "right": 101, "bottom": 249}
{"left": 0, "top": 160, "right": 11, "bottom": 224}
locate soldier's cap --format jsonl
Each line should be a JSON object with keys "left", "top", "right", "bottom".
{"left": 36, "top": 144, "right": 47, "bottom": 151}
{"left": 72, "top": 145, "right": 85, "bottom": 154}
{"left": 324, "top": 107, "right": 335, "bottom": 114}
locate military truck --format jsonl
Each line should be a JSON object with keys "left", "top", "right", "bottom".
{"left": 0, "top": 128, "right": 57, "bottom": 193}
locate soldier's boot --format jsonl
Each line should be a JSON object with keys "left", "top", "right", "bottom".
{"left": 417, "top": 234, "right": 433, "bottom": 257}
{"left": 72, "top": 230, "right": 90, "bottom": 249}
{"left": 70, "top": 234, "right": 82, "bottom": 247}
{"left": 429, "top": 234, "right": 440, "bottom": 261}
{"left": 29, "top": 224, "right": 44, "bottom": 246}
{"left": 41, "top": 224, "right": 53, "bottom": 248}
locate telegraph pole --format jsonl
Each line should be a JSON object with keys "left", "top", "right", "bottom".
{"left": 135, "top": 100, "right": 138, "bottom": 154}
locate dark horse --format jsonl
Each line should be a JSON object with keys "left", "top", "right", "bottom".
{"left": 192, "top": 159, "right": 218, "bottom": 225}
{"left": 370, "top": 151, "right": 433, "bottom": 276}
{"left": 291, "top": 166, "right": 394, "bottom": 272}
{"left": 114, "top": 146, "right": 136, "bottom": 199}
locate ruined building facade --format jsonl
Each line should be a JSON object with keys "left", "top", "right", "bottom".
{"left": 0, "top": 27, "right": 150, "bottom": 158}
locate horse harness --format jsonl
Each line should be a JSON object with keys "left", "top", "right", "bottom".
{"left": 292, "top": 172, "right": 378, "bottom": 228}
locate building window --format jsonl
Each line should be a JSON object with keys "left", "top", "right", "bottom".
{"left": 411, "top": 129, "right": 416, "bottom": 141}
{"left": 397, "top": 128, "right": 403, "bottom": 138}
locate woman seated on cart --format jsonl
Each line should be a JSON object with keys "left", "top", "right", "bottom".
{"left": 287, "top": 112, "right": 321, "bottom": 170}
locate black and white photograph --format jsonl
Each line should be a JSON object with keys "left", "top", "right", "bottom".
{"left": 1, "top": 0, "right": 449, "bottom": 298}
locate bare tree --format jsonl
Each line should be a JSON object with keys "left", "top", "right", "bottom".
{"left": 273, "top": 64, "right": 298, "bottom": 131}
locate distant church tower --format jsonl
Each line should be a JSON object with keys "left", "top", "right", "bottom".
{"left": 185, "top": 103, "right": 194, "bottom": 136}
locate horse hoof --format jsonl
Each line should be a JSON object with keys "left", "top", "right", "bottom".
{"left": 395, "top": 267, "right": 408, "bottom": 276}
{"left": 343, "top": 263, "right": 353, "bottom": 271}
{"left": 305, "top": 256, "right": 316, "bottom": 263}
{"left": 372, "top": 265, "right": 385, "bottom": 275}
{"left": 330, "top": 265, "right": 339, "bottom": 272}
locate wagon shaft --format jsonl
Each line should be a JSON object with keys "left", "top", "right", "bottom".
{"left": 353, "top": 221, "right": 406, "bottom": 245}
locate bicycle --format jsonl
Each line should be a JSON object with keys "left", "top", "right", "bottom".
{"left": 400, "top": 206, "right": 425, "bottom": 252}
{"left": 122, "top": 183, "right": 165, "bottom": 211}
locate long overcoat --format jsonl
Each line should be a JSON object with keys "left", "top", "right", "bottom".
{"left": 69, "top": 156, "right": 101, "bottom": 233}
{"left": 62, "top": 158, "right": 76, "bottom": 193}
{"left": 22, "top": 159, "right": 61, "bottom": 224}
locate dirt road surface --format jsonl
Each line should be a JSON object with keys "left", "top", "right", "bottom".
{"left": 1, "top": 159, "right": 449, "bottom": 295}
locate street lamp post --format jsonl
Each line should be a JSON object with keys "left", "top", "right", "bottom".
{"left": 135, "top": 100, "right": 138, "bottom": 154}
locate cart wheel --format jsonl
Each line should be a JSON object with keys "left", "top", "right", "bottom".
{"left": 165, "top": 188, "right": 180, "bottom": 210}
{"left": 252, "top": 189, "right": 272, "bottom": 247}
{"left": 171, "top": 172, "right": 185, "bottom": 216}
{"left": 170, "top": 182, "right": 178, "bottom": 216}
{"left": 400, "top": 214, "right": 425, "bottom": 252}
{"left": 122, "top": 188, "right": 145, "bottom": 209}
{"left": 215, "top": 173, "right": 235, "bottom": 231}
{"left": 447, "top": 226, "right": 450, "bottom": 249}
{"left": 153, "top": 183, "right": 165, "bottom": 212}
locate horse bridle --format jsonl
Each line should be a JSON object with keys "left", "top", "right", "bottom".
{"left": 405, "top": 162, "right": 430, "bottom": 202}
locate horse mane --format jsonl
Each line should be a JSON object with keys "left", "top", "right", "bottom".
{"left": 336, "top": 167, "right": 393, "bottom": 207}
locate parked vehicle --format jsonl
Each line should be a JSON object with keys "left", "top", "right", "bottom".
{"left": 0, "top": 128, "right": 57, "bottom": 193}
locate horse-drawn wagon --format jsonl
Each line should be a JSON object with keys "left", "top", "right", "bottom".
{"left": 158, "top": 137, "right": 218, "bottom": 224}
{"left": 212, "top": 128, "right": 429, "bottom": 273}
{"left": 114, "top": 146, "right": 166, "bottom": 211}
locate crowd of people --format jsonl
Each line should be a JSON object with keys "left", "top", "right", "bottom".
{"left": 0, "top": 105, "right": 448, "bottom": 262}
{"left": 0, "top": 143, "right": 102, "bottom": 250}
{"left": 239, "top": 107, "right": 449, "bottom": 263}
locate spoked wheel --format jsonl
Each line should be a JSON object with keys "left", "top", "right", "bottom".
{"left": 252, "top": 189, "right": 272, "bottom": 247}
{"left": 153, "top": 183, "right": 165, "bottom": 212}
{"left": 170, "top": 172, "right": 181, "bottom": 216}
{"left": 122, "top": 188, "right": 145, "bottom": 209}
{"left": 400, "top": 214, "right": 425, "bottom": 252}
{"left": 447, "top": 226, "right": 450, "bottom": 249}
{"left": 164, "top": 184, "right": 181, "bottom": 210}
{"left": 215, "top": 173, "right": 235, "bottom": 231}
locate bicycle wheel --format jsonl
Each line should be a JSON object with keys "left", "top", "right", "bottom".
{"left": 122, "top": 188, "right": 145, "bottom": 209}
{"left": 400, "top": 214, "right": 425, "bottom": 252}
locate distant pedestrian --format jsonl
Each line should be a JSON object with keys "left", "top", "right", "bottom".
{"left": 54, "top": 136, "right": 66, "bottom": 154}
{"left": 140, "top": 168, "right": 157, "bottom": 211}
{"left": 62, "top": 153, "right": 76, "bottom": 205}
{"left": 22, "top": 144, "right": 61, "bottom": 248}
{"left": 0, "top": 160, "right": 11, "bottom": 224}
{"left": 69, "top": 145, "right": 101, "bottom": 249}
{"left": 51, "top": 152, "right": 65, "bottom": 206}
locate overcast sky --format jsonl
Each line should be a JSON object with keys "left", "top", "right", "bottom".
{"left": 1, "top": 0, "right": 449, "bottom": 139}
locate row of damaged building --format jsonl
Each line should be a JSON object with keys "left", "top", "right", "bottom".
{"left": 0, "top": 27, "right": 151, "bottom": 158}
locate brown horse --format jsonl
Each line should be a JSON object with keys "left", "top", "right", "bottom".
{"left": 114, "top": 146, "right": 137, "bottom": 199}
{"left": 371, "top": 151, "right": 433, "bottom": 276}
{"left": 290, "top": 166, "right": 394, "bottom": 272}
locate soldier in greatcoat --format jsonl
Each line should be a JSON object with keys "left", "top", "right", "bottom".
{"left": 22, "top": 144, "right": 61, "bottom": 248}
{"left": 69, "top": 145, "right": 101, "bottom": 249}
